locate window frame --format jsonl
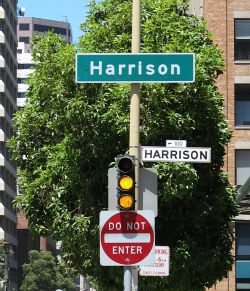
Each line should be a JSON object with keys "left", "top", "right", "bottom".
{"left": 235, "top": 19, "right": 250, "bottom": 61}
{"left": 235, "top": 149, "right": 250, "bottom": 186}
{"left": 19, "top": 36, "right": 30, "bottom": 44}
{"left": 19, "top": 23, "right": 29, "bottom": 31}
{"left": 235, "top": 84, "right": 250, "bottom": 127}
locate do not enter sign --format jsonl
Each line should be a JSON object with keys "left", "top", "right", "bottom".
{"left": 100, "top": 210, "right": 155, "bottom": 266}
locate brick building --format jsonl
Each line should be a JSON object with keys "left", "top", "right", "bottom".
{"left": 190, "top": 0, "right": 250, "bottom": 290}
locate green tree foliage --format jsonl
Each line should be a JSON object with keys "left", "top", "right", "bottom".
{"left": 9, "top": 0, "right": 238, "bottom": 290}
{"left": 20, "top": 250, "right": 77, "bottom": 291}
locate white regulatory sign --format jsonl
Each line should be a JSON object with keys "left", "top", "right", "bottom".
{"left": 141, "top": 146, "right": 211, "bottom": 163}
{"left": 139, "top": 246, "right": 170, "bottom": 277}
{"left": 100, "top": 211, "right": 155, "bottom": 266}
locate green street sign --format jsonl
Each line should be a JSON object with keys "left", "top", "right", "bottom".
{"left": 76, "top": 53, "right": 195, "bottom": 83}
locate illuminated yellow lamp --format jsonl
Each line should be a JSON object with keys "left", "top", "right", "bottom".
{"left": 118, "top": 175, "right": 133, "bottom": 191}
{"left": 118, "top": 194, "right": 134, "bottom": 210}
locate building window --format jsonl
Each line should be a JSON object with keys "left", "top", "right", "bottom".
{"left": 235, "top": 19, "right": 250, "bottom": 61}
{"left": 236, "top": 150, "right": 250, "bottom": 186}
{"left": 19, "top": 37, "right": 29, "bottom": 44}
{"left": 236, "top": 223, "right": 250, "bottom": 259}
{"left": 33, "top": 24, "right": 67, "bottom": 35}
{"left": 18, "top": 63, "right": 34, "bottom": 69}
{"left": 17, "top": 78, "right": 27, "bottom": 84}
{"left": 235, "top": 84, "right": 250, "bottom": 126}
{"left": 236, "top": 223, "right": 250, "bottom": 290}
{"left": 17, "top": 92, "right": 26, "bottom": 99}
{"left": 19, "top": 23, "right": 29, "bottom": 30}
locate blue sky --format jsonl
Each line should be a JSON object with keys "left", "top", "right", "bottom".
{"left": 17, "top": 0, "right": 91, "bottom": 43}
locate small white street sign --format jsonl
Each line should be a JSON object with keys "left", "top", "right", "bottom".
{"left": 166, "top": 140, "right": 187, "bottom": 148}
{"left": 139, "top": 246, "right": 170, "bottom": 277}
{"left": 141, "top": 146, "right": 211, "bottom": 163}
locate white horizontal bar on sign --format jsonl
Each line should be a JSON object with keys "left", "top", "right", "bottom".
{"left": 104, "top": 233, "right": 151, "bottom": 243}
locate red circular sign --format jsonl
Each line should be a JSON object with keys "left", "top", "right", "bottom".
{"left": 101, "top": 212, "right": 154, "bottom": 265}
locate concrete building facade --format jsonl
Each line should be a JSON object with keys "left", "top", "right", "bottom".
{"left": 17, "top": 17, "right": 72, "bottom": 107}
{"left": 17, "top": 16, "right": 72, "bottom": 48}
{"left": 0, "top": 0, "right": 18, "bottom": 289}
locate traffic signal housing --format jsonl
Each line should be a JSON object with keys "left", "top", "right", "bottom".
{"left": 117, "top": 156, "right": 135, "bottom": 211}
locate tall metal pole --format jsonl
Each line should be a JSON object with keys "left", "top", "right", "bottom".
{"left": 124, "top": 0, "right": 141, "bottom": 290}
{"left": 130, "top": 0, "right": 141, "bottom": 208}
{"left": 124, "top": 266, "right": 132, "bottom": 291}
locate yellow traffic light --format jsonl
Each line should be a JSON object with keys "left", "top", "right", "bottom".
{"left": 117, "top": 156, "right": 135, "bottom": 211}
{"left": 118, "top": 175, "right": 133, "bottom": 191}
{"left": 118, "top": 194, "right": 134, "bottom": 210}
